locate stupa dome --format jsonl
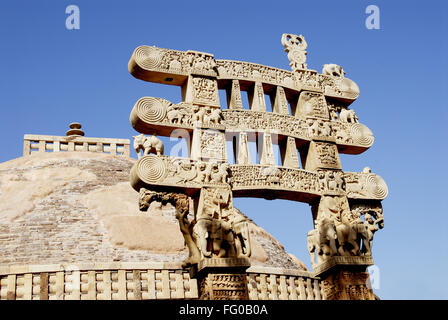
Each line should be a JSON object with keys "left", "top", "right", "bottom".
{"left": 0, "top": 152, "right": 305, "bottom": 270}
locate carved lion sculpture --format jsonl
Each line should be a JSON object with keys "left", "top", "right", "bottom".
{"left": 322, "top": 63, "right": 345, "bottom": 78}
{"left": 133, "top": 133, "right": 164, "bottom": 158}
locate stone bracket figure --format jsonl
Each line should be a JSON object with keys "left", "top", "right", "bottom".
{"left": 192, "top": 187, "right": 249, "bottom": 260}
{"left": 138, "top": 188, "right": 201, "bottom": 267}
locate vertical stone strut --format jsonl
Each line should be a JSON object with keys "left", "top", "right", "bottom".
{"left": 128, "top": 33, "right": 387, "bottom": 300}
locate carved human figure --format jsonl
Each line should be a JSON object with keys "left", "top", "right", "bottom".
{"left": 362, "top": 212, "right": 384, "bottom": 256}
{"left": 133, "top": 133, "right": 164, "bottom": 158}
{"left": 193, "top": 188, "right": 236, "bottom": 258}
{"left": 335, "top": 212, "right": 363, "bottom": 256}
{"left": 209, "top": 163, "right": 228, "bottom": 184}
{"left": 169, "top": 55, "right": 182, "bottom": 70}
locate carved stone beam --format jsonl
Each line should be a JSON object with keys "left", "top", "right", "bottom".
{"left": 222, "top": 109, "right": 374, "bottom": 154}
{"left": 344, "top": 171, "right": 388, "bottom": 201}
{"left": 130, "top": 155, "right": 230, "bottom": 195}
{"left": 129, "top": 46, "right": 360, "bottom": 104}
{"left": 128, "top": 46, "right": 217, "bottom": 85}
{"left": 228, "top": 164, "right": 321, "bottom": 203}
{"left": 130, "top": 97, "right": 225, "bottom": 136}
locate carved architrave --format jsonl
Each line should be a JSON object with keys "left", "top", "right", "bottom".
{"left": 344, "top": 171, "right": 388, "bottom": 200}
{"left": 317, "top": 170, "right": 346, "bottom": 195}
{"left": 130, "top": 97, "right": 225, "bottom": 134}
{"left": 229, "top": 165, "right": 319, "bottom": 200}
{"left": 130, "top": 155, "right": 230, "bottom": 192}
{"left": 216, "top": 60, "right": 297, "bottom": 90}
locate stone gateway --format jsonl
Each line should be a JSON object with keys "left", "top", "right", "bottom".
{"left": 0, "top": 33, "right": 387, "bottom": 301}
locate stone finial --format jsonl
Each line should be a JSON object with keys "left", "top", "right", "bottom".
{"left": 281, "top": 33, "right": 308, "bottom": 71}
{"left": 66, "top": 122, "right": 85, "bottom": 136}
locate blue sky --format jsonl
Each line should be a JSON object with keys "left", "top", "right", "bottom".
{"left": 0, "top": 0, "right": 447, "bottom": 299}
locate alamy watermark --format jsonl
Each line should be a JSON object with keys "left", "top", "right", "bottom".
{"left": 365, "top": 5, "right": 380, "bottom": 30}
{"left": 66, "top": 5, "right": 80, "bottom": 30}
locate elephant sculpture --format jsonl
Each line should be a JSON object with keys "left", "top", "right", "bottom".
{"left": 339, "top": 108, "right": 358, "bottom": 123}
{"left": 322, "top": 63, "right": 345, "bottom": 78}
{"left": 192, "top": 218, "right": 236, "bottom": 258}
{"left": 233, "top": 216, "right": 251, "bottom": 258}
{"left": 307, "top": 219, "right": 338, "bottom": 267}
{"left": 335, "top": 221, "right": 362, "bottom": 256}
{"left": 133, "top": 133, "right": 164, "bottom": 158}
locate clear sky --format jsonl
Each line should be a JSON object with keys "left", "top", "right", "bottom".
{"left": 0, "top": 0, "right": 447, "bottom": 299}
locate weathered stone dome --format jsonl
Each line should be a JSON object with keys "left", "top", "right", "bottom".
{"left": 0, "top": 152, "right": 306, "bottom": 271}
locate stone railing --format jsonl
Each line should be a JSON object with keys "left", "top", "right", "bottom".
{"left": 0, "top": 263, "right": 324, "bottom": 300}
{"left": 0, "top": 263, "right": 197, "bottom": 300}
{"left": 23, "top": 134, "right": 130, "bottom": 157}
{"left": 246, "top": 266, "right": 322, "bottom": 300}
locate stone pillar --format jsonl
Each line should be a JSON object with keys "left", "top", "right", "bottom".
{"left": 318, "top": 265, "right": 376, "bottom": 300}
{"left": 272, "top": 86, "right": 289, "bottom": 115}
{"left": 227, "top": 80, "right": 243, "bottom": 110}
{"left": 248, "top": 82, "right": 266, "bottom": 112}
{"left": 194, "top": 258, "right": 251, "bottom": 300}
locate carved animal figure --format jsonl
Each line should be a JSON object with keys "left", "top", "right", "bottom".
{"left": 307, "top": 219, "right": 338, "bottom": 267}
{"left": 133, "top": 133, "right": 164, "bottom": 158}
{"left": 233, "top": 216, "right": 251, "bottom": 258}
{"left": 339, "top": 109, "right": 358, "bottom": 123}
{"left": 167, "top": 105, "right": 182, "bottom": 124}
{"left": 192, "top": 107, "right": 207, "bottom": 125}
{"left": 335, "top": 221, "right": 361, "bottom": 256}
{"left": 322, "top": 64, "right": 345, "bottom": 78}
{"left": 208, "top": 108, "right": 222, "bottom": 125}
